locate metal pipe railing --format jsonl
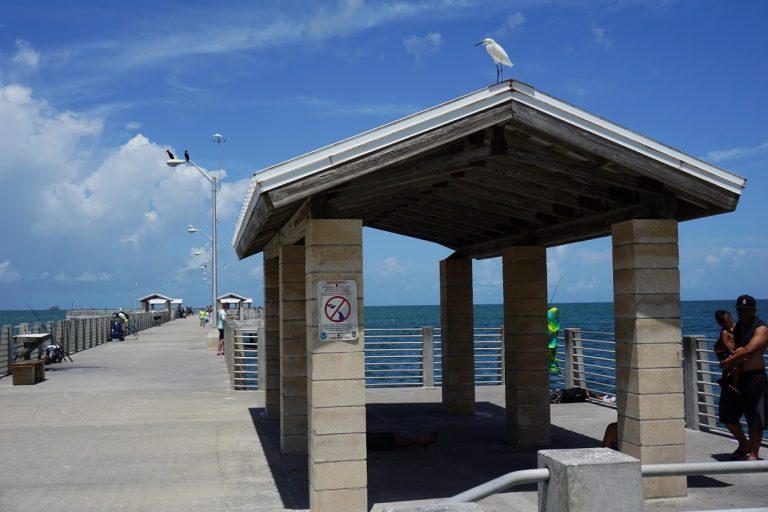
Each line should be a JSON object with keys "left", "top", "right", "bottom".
{"left": 445, "top": 460, "right": 768, "bottom": 505}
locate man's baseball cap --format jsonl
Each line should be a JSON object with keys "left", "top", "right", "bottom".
{"left": 735, "top": 294, "right": 757, "bottom": 309}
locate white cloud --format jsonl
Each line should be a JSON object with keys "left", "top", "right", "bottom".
{"left": 126, "top": 121, "right": 141, "bottom": 130}
{"left": 381, "top": 256, "right": 407, "bottom": 277}
{"left": 495, "top": 12, "right": 525, "bottom": 36}
{"left": 591, "top": 24, "right": 613, "bottom": 48}
{"left": 576, "top": 248, "right": 611, "bottom": 262}
{"left": 475, "top": 259, "right": 502, "bottom": 288}
{"left": 705, "top": 246, "right": 746, "bottom": 266}
{"left": 13, "top": 39, "right": 40, "bottom": 69}
{"left": 404, "top": 32, "right": 442, "bottom": 59}
{"left": 294, "top": 95, "right": 417, "bottom": 117}
{"left": 73, "top": 272, "right": 111, "bottom": 282}
{"left": 0, "top": 261, "right": 21, "bottom": 282}
{"left": 706, "top": 139, "right": 768, "bottom": 163}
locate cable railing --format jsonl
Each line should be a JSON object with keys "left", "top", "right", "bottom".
{"left": 220, "top": 322, "right": 768, "bottom": 443}
{"left": 224, "top": 320, "right": 261, "bottom": 390}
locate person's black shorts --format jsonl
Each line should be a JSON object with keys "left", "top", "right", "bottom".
{"left": 218, "top": 328, "right": 224, "bottom": 339}
{"left": 719, "top": 370, "right": 768, "bottom": 428}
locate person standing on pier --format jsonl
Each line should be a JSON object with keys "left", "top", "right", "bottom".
{"left": 216, "top": 304, "right": 228, "bottom": 356}
{"left": 718, "top": 295, "right": 768, "bottom": 461}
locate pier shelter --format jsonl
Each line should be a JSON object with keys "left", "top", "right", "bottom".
{"left": 138, "top": 293, "right": 173, "bottom": 315}
{"left": 232, "top": 80, "right": 745, "bottom": 509}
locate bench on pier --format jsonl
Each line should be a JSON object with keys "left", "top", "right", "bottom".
{"left": 11, "top": 333, "right": 52, "bottom": 385}
{"left": 14, "top": 333, "right": 52, "bottom": 361}
{"left": 11, "top": 359, "right": 46, "bottom": 385}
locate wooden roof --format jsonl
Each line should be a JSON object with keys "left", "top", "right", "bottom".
{"left": 233, "top": 81, "right": 745, "bottom": 260}
{"left": 138, "top": 293, "right": 173, "bottom": 303}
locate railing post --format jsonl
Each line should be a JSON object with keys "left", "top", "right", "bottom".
{"left": 568, "top": 328, "right": 584, "bottom": 388}
{"left": 682, "top": 335, "right": 700, "bottom": 430}
{"left": 696, "top": 336, "right": 716, "bottom": 432}
{"left": 257, "top": 321, "right": 266, "bottom": 391}
{"left": 564, "top": 328, "right": 575, "bottom": 389}
{"left": 500, "top": 326, "right": 505, "bottom": 386}
{"left": 2, "top": 325, "right": 11, "bottom": 375}
{"left": 422, "top": 326, "right": 434, "bottom": 387}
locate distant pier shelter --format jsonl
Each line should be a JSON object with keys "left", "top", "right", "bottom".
{"left": 232, "top": 80, "right": 745, "bottom": 510}
{"left": 138, "top": 293, "right": 175, "bottom": 315}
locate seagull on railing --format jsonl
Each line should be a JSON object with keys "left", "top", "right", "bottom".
{"left": 475, "top": 37, "right": 513, "bottom": 83}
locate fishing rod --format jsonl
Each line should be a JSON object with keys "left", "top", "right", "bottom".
{"left": 25, "top": 303, "right": 74, "bottom": 362}
{"left": 548, "top": 275, "right": 564, "bottom": 308}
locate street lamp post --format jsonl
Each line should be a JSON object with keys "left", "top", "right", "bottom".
{"left": 167, "top": 158, "right": 218, "bottom": 313}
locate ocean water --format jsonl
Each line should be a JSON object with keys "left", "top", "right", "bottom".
{"left": 1, "top": 300, "right": 758, "bottom": 338}
{"left": 363, "top": 299, "right": 748, "bottom": 340}
{"left": 0, "top": 309, "right": 68, "bottom": 328}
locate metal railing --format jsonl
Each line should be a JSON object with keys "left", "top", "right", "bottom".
{"left": 223, "top": 320, "right": 263, "bottom": 390}
{"left": 0, "top": 311, "right": 170, "bottom": 378}
{"left": 219, "top": 322, "right": 768, "bottom": 444}
{"left": 445, "top": 459, "right": 768, "bottom": 505}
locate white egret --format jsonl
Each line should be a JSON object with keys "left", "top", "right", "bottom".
{"left": 475, "top": 38, "right": 513, "bottom": 83}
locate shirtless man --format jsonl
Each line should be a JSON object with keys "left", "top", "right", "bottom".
{"left": 719, "top": 295, "right": 768, "bottom": 461}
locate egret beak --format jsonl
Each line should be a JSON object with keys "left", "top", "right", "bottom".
{"left": 474, "top": 41, "right": 484, "bottom": 46}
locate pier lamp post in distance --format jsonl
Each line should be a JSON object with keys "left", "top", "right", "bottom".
{"left": 166, "top": 157, "right": 218, "bottom": 316}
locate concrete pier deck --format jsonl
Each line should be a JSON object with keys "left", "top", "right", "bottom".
{"left": 1, "top": 317, "right": 766, "bottom": 512}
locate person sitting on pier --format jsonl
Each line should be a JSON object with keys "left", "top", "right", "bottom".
{"left": 718, "top": 295, "right": 768, "bottom": 461}
{"left": 714, "top": 309, "right": 741, "bottom": 393}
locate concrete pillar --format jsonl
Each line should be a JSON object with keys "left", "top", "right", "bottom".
{"left": 264, "top": 255, "right": 281, "bottom": 419}
{"left": 440, "top": 258, "right": 475, "bottom": 415}
{"left": 280, "top": 244, "right": 308, "bottom": 454}
{"left": 305, "top": 219, "right": 367, "bottom": 512}
{"left": 502, "top": 246, "right": 550, "bottom": 446}
{"left": 612, "top": 219, "right": 686, "bottom": 498}
{"left": 538, "top": 448, "right": 643, "bottom": 512}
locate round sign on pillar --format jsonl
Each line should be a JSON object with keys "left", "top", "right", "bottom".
{"left": 317, "top": 280, "right": 358, "bottom": 342}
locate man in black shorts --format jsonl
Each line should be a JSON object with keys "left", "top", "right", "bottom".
{"left": 718, "top": 295, "right": 768, "bottom": 461}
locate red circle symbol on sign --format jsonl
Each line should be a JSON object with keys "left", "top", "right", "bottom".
{"left": 324, "top": 296, "right": 351, "bottom": 323}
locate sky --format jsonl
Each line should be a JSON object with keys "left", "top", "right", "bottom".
{"left": 0, "top": 0, "right": 765, "bottom": 309}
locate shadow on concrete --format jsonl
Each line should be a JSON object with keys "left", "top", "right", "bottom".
{"left": 249, "top": 401, "right": 607, "bottom": 510}
{"left": 249, "top": 407, "right": 309, "bottom": 510}
{"left": 686, "top": 475, "right": 732, "bottom": 488}
{"left": 366, "top": 401, "right": 601, "bottom": 507}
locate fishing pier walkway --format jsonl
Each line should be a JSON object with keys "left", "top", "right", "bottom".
{"left": 1, "top": 317, "right": 766, "bottom": 512}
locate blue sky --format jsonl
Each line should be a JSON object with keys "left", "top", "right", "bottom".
{"left": 0, "top": 0, "right": 765, "bottom": 309}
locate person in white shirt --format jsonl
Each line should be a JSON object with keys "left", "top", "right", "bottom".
{"left": 217, "top": 305, "right": 228, "bottom": 355}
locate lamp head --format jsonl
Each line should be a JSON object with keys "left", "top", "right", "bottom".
{"left": 166, "top": 159, "right": 186, "bottom": 167}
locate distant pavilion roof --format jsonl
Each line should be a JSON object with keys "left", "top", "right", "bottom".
{"left": 138, "top": 293, "right": 174, "bottom": 303}
{"left": 233, "top": 80, "right": 745, "bottom": 260}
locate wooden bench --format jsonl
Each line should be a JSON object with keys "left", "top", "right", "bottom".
{"left": 11, "top": 359, "right": 46, "bottom": 385}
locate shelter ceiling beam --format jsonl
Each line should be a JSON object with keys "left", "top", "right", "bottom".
{"left": 384, "top": 202, "right": 511, "bottom": 239}
{"left": 458, "top": 168, "right": 600, "bottom": 214}
{"left": 510, "top": 102, "right": 735, "bottom": 210}
{"left": 443, "top": 181, "right": 566, "bottom": 223}
{"left": 262, "top": 198, "right": 311, "bottom": 259}
{"left": 453, "top": 201, "right": 662, "bottom": 259}
{"left": 369, "top": 217, "right": 475, "bottom": 248}
{"left": 266, "top": 104, "right": 515, "bottom": 209}
{"left": 427, "top": 187, "right": 545, "bottom": 226}
{"left": 411, "top": 195, "right": 529, "bottom": 232}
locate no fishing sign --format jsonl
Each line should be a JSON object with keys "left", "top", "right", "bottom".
{"left": 317, "top": 279, "right": 358, "bottom": 342}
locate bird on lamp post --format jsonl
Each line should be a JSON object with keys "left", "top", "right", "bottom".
{"left": 184, "top": 150, "right": 190, "bottom": 162}
{"left": 166, "top": 149, "right": 175, "bottom": 160}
